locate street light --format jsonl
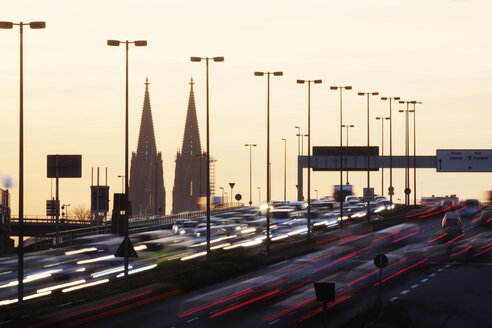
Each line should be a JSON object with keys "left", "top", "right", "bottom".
{"left": 381, "top": 96, "right": 400, "bottom": 205}
{"left": 281, "top": 138, "right": 287, "bottom": 201}
{"left": 411, "top": 101, "right": 422, "bottom": 205}
{"left": 191, "top": 56, "right": 224, "bottom": 261}
{"left": 398, "top": 101, "right": 415, "bottom": 205}
{"left": 108, "top": 38, "right": 147, "bottom": 283}
{"left": 117, "top": 175, "right": 125, "bottom": 193}
{"left": 1, "top": 19, "right": 46, "bottom": 309}
{"left": 330, "top": 85, "right": 352, "bottom": 227}
{"left": 341, "top": 124, "right": 355, "bottom": 184}
{"left": 255, "top": 70, "right": 283, "bottom": 254}
{"left": 375, "top": 117, "right": 390, "bottom": 196}
{"left": 297, "top": 79, "right": 322, "bottom": 239}
{"left": 358, "top": 91, "right": 379, "bottom": 221}
{"left": 245, "top": 144, "right": 257, "bottom": 206}
{"left": 295, "top": 126, "right": 301, "bottom": 158}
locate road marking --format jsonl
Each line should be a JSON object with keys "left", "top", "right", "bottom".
{"left": 437, "top": 268, "right": 444, "bottom": 272}
{"left": 445, "top": 264, "right": 451, "bottom": 268}
{"left": 429, "top": 273, "right": 436, "bottom": 277}
{"left": 400, "top": 290, "right": 410, "bottom": 295}
{"left": 411, "top": 284, "right": 419, "bottom": 288}
{"left": 269, "top": 319, "right": 281, "bottom": 325}
{"left": 210, "top": 308, "right": 222, "bottom": 314}
{"left": 389, "top": 297, "right": 399, "bottom": 302}
{"left": 288, "top": 310, "right": 298, "bottom": 316}
{"left": 186, "top": 317, "right": 199, "bottom": 323}
{"left": 421, "top": 278, "right": 428, "bottom": 283}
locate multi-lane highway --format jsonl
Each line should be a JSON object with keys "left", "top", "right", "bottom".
{"left": 77, "top": 205, "right": 491, "bottom": 327}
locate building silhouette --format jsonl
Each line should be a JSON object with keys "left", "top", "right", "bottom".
{"left": 172, "top": 78, "right": 214, "bottom": 213}
{"left": 129, "top": 78, "right": 165, "bottom": 216}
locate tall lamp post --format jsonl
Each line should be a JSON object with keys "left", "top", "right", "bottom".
{"left": 108, "top": 38, "right": 147, "bottom": 283}
{"left": 380, "top": 96, "right": 400, "bottom": 205}
{"left": 297, "top": 79, "right": 322, "bottom": 239}
{"left": 255, "top": 71, "right": 283, "bottom": 254}
{"left": 295, "top": 126, "right": 301, "bottom": 157}
{"left": 281, "top": 138, "right": 287, "bottom": 201}
{"left": 398, "top": 101, "right": 414, "bottom": 206}
{"left": 294, "top": 126, "right": 301, "bottom": 198}
{"left": 411, "top": 101, "right": 422, "bottom": 205}
{"left": 220, "top": 187, "right": 224, "bottom": 202}
{"left": 341, "top": 124, "right": 355, "bottom": 184}
{"left": 191, "top": 56, "right": 224, "bottom": 261}
{"left": 117, "top": 175, "right": 125, "bottom": 193}
{"left": 358, "top": 91, "right": 379, "bottom": 221}
{"left": 245, "top": 144, "right": 257, "bottom": 205}
{"left": 330, "top": 85, "right": 352, "bottom": 227}
{"left": 375, "top": 117, "right": 390, "bottom": 196}
{"left": 1, "top": 20, "right": 46, "bottom": 308}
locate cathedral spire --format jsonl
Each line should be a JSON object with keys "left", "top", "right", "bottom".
{"left": 135, "top": 77, "right": 157, "bottom": 159}
{"left": 181, "top": 77, "right": 202, "bottom": 156}
{"left": 130, "top": 77, "right": 166, "bottom": 216}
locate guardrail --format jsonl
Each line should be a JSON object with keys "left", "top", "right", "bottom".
{"left": 30, "top": 203, "right": 245, "bottom": 250}
{"left": 11, "top": 218, "right": 92, "bottom": 225}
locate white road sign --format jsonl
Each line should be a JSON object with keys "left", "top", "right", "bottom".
{"left": 436, "top": 150, "right": 492, "bottom": 172}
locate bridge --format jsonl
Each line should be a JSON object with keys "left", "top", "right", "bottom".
{"left": 22, "top": 203, "right": 244, "bottom": 250}
{"left": 10, "top": 217, "right": 92, "bottom": 236}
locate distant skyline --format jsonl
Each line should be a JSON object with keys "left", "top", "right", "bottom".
{"left": 1, "top": 0, "right": 492, "bottom": 216}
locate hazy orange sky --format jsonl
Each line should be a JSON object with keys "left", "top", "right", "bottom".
{"left": 1, "top": 0, "right": 491, "bottom": 216}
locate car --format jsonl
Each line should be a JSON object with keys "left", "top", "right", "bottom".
{"left": 473, "top": 207, "right": 492, "bottom": 227}
{"left": 460, "top": 199, "right": 482, "bottom": 218}
{"left": 441, "top": 212, "right": 462, "bottom": 236}
{"left": 172, "top": 219, "right": 190, "bottom": 234}
{"left": 177, "top": 220, "right": 200, "bottom": 235}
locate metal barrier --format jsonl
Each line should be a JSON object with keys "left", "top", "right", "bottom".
{"left": 31, "top": 203, "right": 245, "bottom": 250}
{"left": 11, "top": 217, "right": 91, "bottom": 225}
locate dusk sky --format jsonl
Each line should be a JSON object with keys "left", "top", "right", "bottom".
{"left": 1, "top": 0, "right": 491, "bottom": 216}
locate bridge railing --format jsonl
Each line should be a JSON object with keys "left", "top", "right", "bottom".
{"left": 31, "top": 203, "right": 245, "bottom": 250}
{"left": 11, "top": 217, "right": 92, "bottom": 225}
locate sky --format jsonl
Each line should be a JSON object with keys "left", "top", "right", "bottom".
{"left": 1, "top": 0, "right": 492, "bottom": 216}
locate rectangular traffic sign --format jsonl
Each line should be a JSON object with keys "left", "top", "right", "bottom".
{"left": 436, "top": 150, "right": 492, "bottom": 172}
{"left": 363, "top": 187, "right": 375, "bottom": 201}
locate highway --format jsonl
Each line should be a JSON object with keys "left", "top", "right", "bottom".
{"left": 76, "top": 206, "right": 492, "bottom": 328}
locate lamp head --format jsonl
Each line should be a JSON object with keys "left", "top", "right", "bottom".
{"left": 330, "top": 86, "right": 338, "bottom": 90}
{"left": 213, "top": 56, "right": 224, "bottom": 62}
{"left": 314, "top": 80, "right": 322, "bottom": 84}
{"left": 345, "top": 86, "right": 352, "bottom": 90}
{"left": 254, "top": 72, "right": 264, "bottom": 76}
{"left": 0, "top": 21, "right": 13, "bottom": 29}
{"left": 134, "top": 40, "right": 147, "bottom": 46}
{"left": 296, "top": 80, "right": 305, "bottom": 84}
{"left": 29, "top": 21, "right": 46, "bottom": 29}
{"left": 358, "top": 92, "right": 365, "bottom": 96}
{"left": 372, "top": 92, "right": 379, "bottom": 96}
{"left": 394, "top": 97, "right": 400, "bottom": 100}
{"left": 107, "top": 40, "right": 120, "bottom": 46}
{"left": 273, "top": 71, "right": 283, "bottom": 76}
{"left": 381, "top": 97, "right": 388, "bottom": 100}
{"left": 190, "top": 57, "right": 202, "bottom": 62}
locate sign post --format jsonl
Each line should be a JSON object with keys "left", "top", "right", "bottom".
{"left": 374, "top": 253, "right": 389, "bottom": 311}
{"left": 314, "top": 282, "right": 335, "bottom": 328}
{"left": 47, "top": 154, "right": 82, "bottom": 247}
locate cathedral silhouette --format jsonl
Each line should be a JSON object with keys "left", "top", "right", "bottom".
{"left": 129, "top": 78, "right": 166, "bottom": 216}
